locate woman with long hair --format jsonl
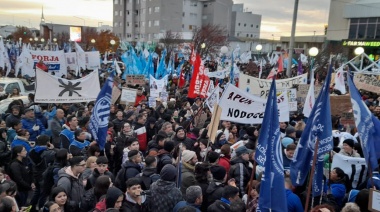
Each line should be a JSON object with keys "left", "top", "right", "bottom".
{"left": 243, "top": 180, "right": 260, "bottom": 212}
{"left": 81, "top": 175, "right": 111, "bottom": 212}
{"left": 8, "top": 146, "right": 33, "bottom": 208}
{"left": 50, "top": 187, "right": 69, "bottom": 212}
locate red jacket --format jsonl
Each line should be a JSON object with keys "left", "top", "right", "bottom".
{"left": 218, "top": 155, "right": 231, "bottom": 173}
{"left": 134, "top": 94, "right": 146, "bottom": 107}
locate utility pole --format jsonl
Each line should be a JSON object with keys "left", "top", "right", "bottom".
{"left": 286, "top": 0, "right": 299, "bottom": 77}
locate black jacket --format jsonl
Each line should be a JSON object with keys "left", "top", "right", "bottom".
{"left": 156, "top": 150, "right": 173, "bottom": 174}
{"left": 9, "top": 159, "right": 32, "bottom": 191}
{"left": 115, "top": 160, "right": 142, "bottom": 192}
{"left": 206, "top": 182, "right": 225, "bottom": 207}
{"left": 122, "top": 193, "right": 150, "bottom": 212}
{"left": 229, "top": 157, "right": 250, "bottom": 197}
{"left": 172, "top": 135, "right": 194, "bottom": 150}
{"left": 207, "top": 200, "right": 231, "bottom": 212}
{"left": 0, "top": 140, "right": 11, "bottom": 167}
{"left": 29, "top": 146, "right": 56, "bottom": 178}
{"left": 86, "top": 169, "right": 115, "bottom": 190}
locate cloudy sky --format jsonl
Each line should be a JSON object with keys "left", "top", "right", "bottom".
{"left": 0, "top": 0, "right": 330, "bottom": 39}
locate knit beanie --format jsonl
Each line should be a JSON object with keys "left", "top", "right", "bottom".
{"left": 160, "top": 164, "right": 177, "bottom": 182}
{"left": 125, "top": 111, "right": 134, "bottom": 120}
{"left": 182, "top": 150, "right": 196, "bottom": 163}
{"left": 343, "top": 139, "right": 355, "bottom": 148}
{"left": 175, "top": 126, "right": 185, "bottom": 134}
{"left": 164, "top": 141, "right": 175, "bottom": 152}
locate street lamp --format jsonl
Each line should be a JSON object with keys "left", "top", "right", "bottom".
{"left": 354, "top": 47, "right": 364, "bottom": 55}
{"left": 29, "top": 38, "right": 32, "bottom": 43}
{"left": 256, "top": 44, "right": 263, "bottom": 52}
{"left": 201, "top": 43, "right": 206, "bottom": 49}
{"left": 53, "top": 38, "right": 57, "bottom": 43}
{"left": 308, "top": 47, "right": 319, "bottom": 84}
{"left": 110, "top": 40, "right": 116, "bottom": 59}
{"left": 41, "top": 38, "right": 45, "bottom": 43}
{"left": 91, "top": 39, "right": 96, "bottom": 44}
{"left": 34, "top": 37, "right": 38, "bottom": 42}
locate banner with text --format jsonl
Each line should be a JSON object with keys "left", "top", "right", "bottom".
{"left": 35, "top": 69, "right": 100, "bottom": 103}
{"left": 239, "top": 73, "right": 307, "bottom": 96}
{"left": 31, "top": 50, "right": 67, "bottom": 76}
{"left": 64, "top": 51, "right": 101, "bottom": 71}
{"left": 219, "top": 84, "right": 289, "bottom": 124}
{"left": 330, "top": 95, "right": 354, "bottom": 126}
{"left": 331, "top": 153, "right": 367, "bottom": 189}
{"left": 354, "top": 74, "right": 380, "bottom": 93}
{"left": 149, "top": 75, "right": 168, "bottom": 97}
{"left": 126, "top": 75, "right": 145, "bottom": 85}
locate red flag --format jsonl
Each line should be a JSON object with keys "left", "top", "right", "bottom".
{"left": 200, "top": 75, "right": 210, "bottom": 98}
{"left": 277, "top": 55, "right": 283, "bottom": 73}
{"left": 190, "top": 46, "right": 196, "bottom": 66}
{"left": 36, "top": 61, "right": 48, "bottom": 72}
{"left": 267, "top": 68, "right": 277, "bottom": 79}
{"left": 178, "top": 68, "right": 186, "bottom": 88}
{"left": 188, "top": 54, "right": 202, "bottom": 98}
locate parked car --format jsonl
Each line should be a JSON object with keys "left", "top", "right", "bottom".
{"left": 0, "top": 96, "right": 30, "bottom": 115}
{"left": 0, "top": 78, "right": 35, "bottom": 96}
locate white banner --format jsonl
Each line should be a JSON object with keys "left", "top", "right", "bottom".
{"left": 206, "top": 69, "right": 229, "bottom": 79}
{"left": 239, "top": 73, "right": 307, "bottom": 96}
{"left": 149, "top": 75, "right": 168, "bottom": 97}
{"left": 331, "top": 153, "right": 367, "bottom": 189}
{"left": 65, "top": 51, "right": 101, "bottom": 71}
{"left": 30, "top": 50, "right": 67, "bottom": 77}
{"left": 121, "top": 88, "right": 137, "bottom": 103}
{"left": 219, "top": 84, "right": 289, "bottom": 124}
{"left": 35, "top": 70, "right": 100, "bottom": 103}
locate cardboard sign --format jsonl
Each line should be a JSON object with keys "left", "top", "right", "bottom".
{"left": 277, "top": 89, "right": 297, "bottom": 111}
{"left": 120, "top": 88, "right": 137, "bottom": 103}
{"left": 369, "top": 188, "right": 380, "bottom": 212}
{"left": 148, "top": 96, "right": 156, "bottom": 108}
{"left": 126, "top": 75, "right": 146, "bottom": 85}
{"left": 354, "top": 74, "right": 380, "bottom": 93}
{"left": 111, "top": 86, "right": 121, "bottom": 104}
{"left": 295, "top": 84, "right": 322, "bottom": 103}
{"left": 330, "top": 95, "right": 354, "bottom": 126}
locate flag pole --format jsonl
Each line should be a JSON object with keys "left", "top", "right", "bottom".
{"left": 246, "top": 160, "right": 257, "bottom": 209}
{"left": 304, "top": 137, "right": 319, "bottom": 212}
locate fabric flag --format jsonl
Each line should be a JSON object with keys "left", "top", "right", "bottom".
{"left": 334, "top": 68, "right": 346, "bottom": 94}
{"left": 266, "top": 67, "right": 277, "bottom": 79}
{"left": 20, "top": 45, "right": 34, "bottom": 77}
{"left": 230, "top": 52, "right": 234, "bottom": 84}
{"left": 300, "top": 53, "right": 308, "bottom": 63}
{"left": 89, "top": 72, "right": 115, "bottom": 150}
{"left": 303, "top": 78, "right": 315, "bottom": 118}
{"left": 277, "top": 55, "right": 283, "bottom": 73}
{"left": 259, "top": 59, "right": 263, "bottom": 79}
{"left": 114, "top": 59, "right": 122, "bottom": 75}
{"left": 255, "top": 78, "right": 287, "bottom": 212}
{"left": 297, "top": 59, "right": 303, "bottom": 75}
{"left": 144, "top": 53, "right": 154, "bottom": 79}
{"left": 178, "top": 68, "right": 186, "bottom": 88}
{"left": 155, "top": 49, "right": 167, "bottom": 79}
{"left": 290, "top": 65, "right": 333, "bottom": 197}
{"left": 75, "top": 42, "right": 86, "bottom": 70}
{"left": 348, "top": 72, "right": 380, "bottom": 172}
{"left": 103, "top": 52, "right": 108, "bottom": 65}
{"left": 188, "top": 54, "right": 202, "bottom": 98}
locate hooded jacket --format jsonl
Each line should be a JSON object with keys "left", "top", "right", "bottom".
{"left": 229, "top": 157, "right": 250, "bottom": 197}
{"left": 11, "top": 138, "right": 32, "bottom": 153}
{"left": 206, "top": 182, "right": 225, "bottom": 207}
{"left": 156, "top": 149, "right": 173, "bottom": 174}
{"left": 122, "top": 192, "right": 150, "bottom": 212}
{"left": 173, "top": 134, "right": 194, "bottom": 150}
{"left": 149, "top": 179, "right": 183, "bottom": 212}
{"left": 87, "top": 168, "right": 115, "bottom": 190}
{"left": 138, "top": 167, "right": 160, "bottom": 190}
{"left": 207, "top": 200, "right": 230, "bottom": 212}
{"left": 106, "top": 187, "right": 124, "bottom": 208}
{"left": 57, "top": 166, "right": 85, "bottom": 210}
{"left": 115, "top": 160, "right": 142, "bottom": 192}
{"left": 180, "top": 162, "right": 196, "bottom": 195}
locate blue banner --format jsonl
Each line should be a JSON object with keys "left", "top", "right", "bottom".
{"left": 348, "top": 72, "right": 380, "bottom": 171}
{"left": 88, "top": 72, "right": 114, "bottom": 150}
{"left": 256, "top": 78, "right": 287, "bottom": 212}
{"left": 290, "top": 65, "right": 333, "bottom": 196}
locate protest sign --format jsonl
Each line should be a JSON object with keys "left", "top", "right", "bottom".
{"left": 331, "top": 154, "right": 367, "bottom": 189}
{"left": 148, "top": 96, "right": 156, "bottom": 108}
{"left": 219, "top": 84, "right": 289, "bottom": 124}
{"left": 35, "top": 69, "right": 100, "bottom": 103}
{"left": 126, "top": 75, "right": 145, "bottom": 85}
{"left": 120, "top": 88, "right": 137, "bottom": 103}
{"left": 111, "top": 86, "right": 121, "bottom": 104}
{"left": 239, "top": 72, "right": 307, "bottom": 96}
{"left": 150, "top": 75, "right": 168, "bottom": 97}
{"left": 160, "top": 90, "right": 169, "bottom": 102}
{"left": 330, "top": 95, "right": 354, "bottom": 126}
{"left": 31, "top": 50, "right": 67, "bottom": 76}
{"left": 64, "top": 51, "right": 101, "bottom": 73}
{"left": 276, "top": 89, "right": 297, "bottom": 111}
{"left": 295, "top": 84, "right": 322, "bottom": 103}
{"left": 354, "top": 74, "right": 380, "bottom": 93}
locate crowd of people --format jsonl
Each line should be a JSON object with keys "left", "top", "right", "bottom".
{"left": 0, "top": 57, "right": 378, "bottom": 212}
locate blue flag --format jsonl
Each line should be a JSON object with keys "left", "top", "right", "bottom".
{"left": 144, "top": 53, "right": 154, "bottom": 79}
{"left": 155, "top": 49, "right": 167, "bottom": 79}
{"left": 230, "top": 53, "right": 234, "bottom": 84}
{"left": 255, "top": 78, "right": 287, "bottom": 212}
{"left": 88, "top": 72, "right": 114, "bottom": 150}
{"left": 348, "top": 72, "right": 380, "bottom": 171}
{"left": 290, "top": 65, "right": 333, "bottom": 197}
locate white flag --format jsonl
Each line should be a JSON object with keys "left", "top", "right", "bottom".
{"left": 300, "top": 53, "right": 308, "bottom": 63}
{"left": 334, "top": 68, "right": 346, "bottom": 94}
{"left": 35, "top": 69, "right": 100, "bottom": 103}
{"left": 103, "top": 52, "right": 108, "bottom": 64}
{"left": 259, "top": 60, "right": 263, "bottom": 79}
{"left": 303, "top": 80, "right": 315, "bottom": 117}
{"left": 75, "top": 42, "right": 86, "bottom": 69}
{"left": 21, "top": 46, "right": 35, "bottom": 77}
{"left": 114, "top": 59, "right": 122, "bottom": 75}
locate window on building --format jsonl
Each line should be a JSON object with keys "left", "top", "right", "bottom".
{"left": 154, "top": 20, "right": 159, "bottom": 26}
{"left": 127, "top": 22, "right": 130, "bottom": 27}
{"left": 246, "top": 34, "right": 249, "bottom": 37}
{"left": 120, "top": 11, "right": 123, "bottom": 16}
{"left": 135, "top": 10, "right": 139, "bottom": 15}
{"left": 256, "top": 25, "right": 259, "bottom": 28}
{"left": 154, "top": 33, "right": 159, "bottom": 39}
{"left": 182, "top": 24, "right": 184, "bottom": 29}
{"left": 127, "top": 33, "right": 131, "bottom": 38}
{"left": 189, "top": 25, "right": 193, "bottom": 30}
{"left": 127, "top": 10, "right": 130, "bottom": 15}
{"left": 190, "top": 2, "right": 197, "bottom": 6}
{"left": 135, "top": 22, "right": 139, "bottom": 27}
{"left": 190, "top": 13, "right": 197, "bottom": 18}
{"left": 250, "top": 34, "right": 253, "bottom": 38}
{"left": 137, "top": 0, "right": 140, "bottom": 4}
{"left": 204, "top": 3, "right": 208, "bottom": 7}
{"left": 114, "top": 0, "right": 118, "bottom": 4}
{"left": 237, "top": 33, "right": 239, "bottom": 37}
{"left": 251, "top": 24, "right": 253, "bottom": 27}
{"left": 115, "top": 11, "right": 118, "bottom": 16}
{"left": 141, "top": 21, "right": 145, "bottom": 27}
{"left": 348, "top": 24, "right": 357, "bottom": 39}
{"left": 358, "top": 24, "right": 367, "bottom": 39}
{"left": 154, "top": 7, "right": 160, "bottom": 12}
{"left": 376, "top": 23, "right": 380, "bottom": 39}
{"left": 115, "top": 22, "right": 118, "bottom": 27}
{"left": 367, "top": 23, "right": 376, "bottom": 39}
{"left": 244, "top": 23, "right": 246, "bottom": 27}
{"left": 119, "top": 22, "right": 122, "bottom": 27}
{"left": 142, "top": 9, "right": 145, "bottom": 14}
{"left": 238, "top": 23, "right": 240, "bottom": 26}
{"left": 183, "top": 12, "right": 185, "bottom": 17}
{"left": 148, "top": 21, "right": 151, "bottom": 27}
{"left": 149, "top": 7, "right": 152, "bottom": 14}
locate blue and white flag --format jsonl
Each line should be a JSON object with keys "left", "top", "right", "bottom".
{"left": 89, "top": 72, "right": 115, "bottom": 150}
{"left": 348, "top": 72, "right": 380, "bottom": 171}
{"left": 255, "top": 78, "right": 287, "bottom": 212}
{"left": 229, "top": 52, "right": 234, "bottom": 84}
{"left": 290, "top": 65, "right": 333, "bottom": 196}
{"left": 155, "top": 49, "right": 167, "bottom": 79}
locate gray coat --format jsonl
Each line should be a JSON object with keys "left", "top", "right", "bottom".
{"left": 57, "top": 167, "right": 85, "bottom": 210}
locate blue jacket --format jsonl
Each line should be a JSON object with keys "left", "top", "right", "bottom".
{"left": 21, "top": 118, "right": 46, "bottom": 141}
{"left": 367, "top": 172, "right": 380, "bottom": 190}
{"left": 7, "top": 128, "right": 16, "bottom": 143}
{"left": 60, "top": 129, "right": 75, "bottom": 147}
{"left": 11, "top": 139, "right": 31, "bottom": 153}
{"left": 173, "top": 201, "right": 201, "bottom": 212}
{"left": 286, "top": 189, "right": 303, "bottom": 212}
{"left": 324, "top": 181, "right": 346, "bottom": 207}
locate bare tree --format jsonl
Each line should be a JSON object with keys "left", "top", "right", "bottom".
{"left": 192, "top": 24, "right": 229, "bottom": 58}
{"left": 159, "top": 30, "right": 183, "bottom": 60}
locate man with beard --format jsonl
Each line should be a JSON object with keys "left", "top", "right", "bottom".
{"left": 173, "top": 126, "right": 194, "bottom": 150}
{"left": 180, "top": 150, "right": 198, "bottom": 195}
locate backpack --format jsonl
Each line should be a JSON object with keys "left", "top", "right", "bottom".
{"left": 136, "top": 172, "right": 160, "bottom": 190}
{"left": 114, "top": 166, "right": 128, "bottom": 192}
{"left": 93, "top": 197, "right": 106, "bottom": 212}
{"left": 41, "top": 164, "right": 61, "bottom": 194}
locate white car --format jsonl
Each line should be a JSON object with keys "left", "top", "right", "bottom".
{"left": 0, "top": 96, "right": 30, "bottom": 114}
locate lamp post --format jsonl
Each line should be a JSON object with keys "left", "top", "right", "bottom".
{"left": 110, "top": 39, "right": 115, "bottom": 59}
{"left": 256, "top": 44, "right": 263, "bottom": 78}
{"left": 201, "top": 43, "right": 206, "bottom": 58}
{"left": 29, "top": 38, "right": 32, "bottom": 43}
{"left": 91, "top": 39, "right": 96, "bottom": 51}
{"left": 308, "top": 47, "right": 319, "bottom": 84}
{"left": 354, "top": 47, "right": 365, "bottom": 70}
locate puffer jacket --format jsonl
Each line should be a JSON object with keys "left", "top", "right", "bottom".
{"left": 149, "top": 179, "right": 183, "bottom": 212}
{"left": 57, "top": 167, "right": 85, "bottom": 211}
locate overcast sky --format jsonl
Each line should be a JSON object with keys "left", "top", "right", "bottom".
{"left": 0, "top": 0, "right": 330, "bottom": 39}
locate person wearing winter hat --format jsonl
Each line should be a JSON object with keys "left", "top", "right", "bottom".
{"left": 339, "top": 139, "right": 360, "bottom": 157}
{"left": 105, "top": 187, "right": 124, "bottom": 210}
{"left": 230, "top": 146, "right": 252, "bottom": 197}
{"left": 173, "top": 126, "right": 195, "bottom": 150}
{"left": 181, "top": 150, "right": 198, "bottom": 195}
{"left": 150, "top": 164, "right": 183, "bottom": 212}
{"left": 212, "top": 130, "right": 227, "bottom": 150}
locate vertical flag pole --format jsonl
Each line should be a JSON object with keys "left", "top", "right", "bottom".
{"left": 304, "top": 137, "right": 319, "bottom": 212}
{"left": 246, "top": 160, "right": 257, "bottom": 209}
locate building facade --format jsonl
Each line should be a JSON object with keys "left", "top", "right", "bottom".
{"left": 113, "top": 0, "right": 245, "bottom": 42}
{"left": 326, "top": 0, "right": 380, "bottom": 59}
{"left": 230, "top": 4, "right": 261, "bottom": 39}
